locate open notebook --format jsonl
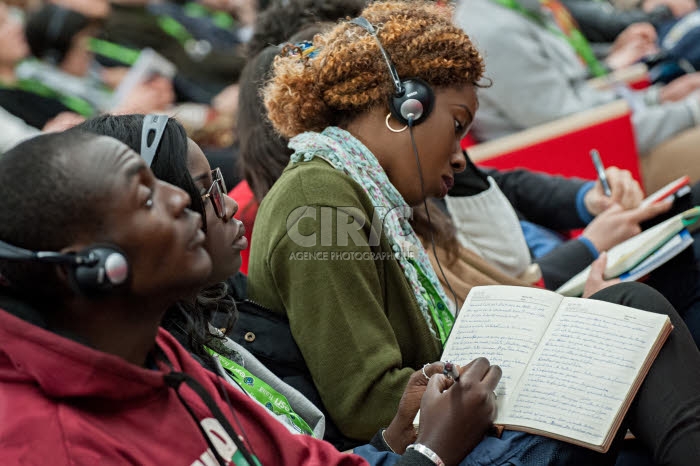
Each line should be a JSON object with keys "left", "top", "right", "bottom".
{"left": 415, "top": 285, "right": 672, "bottom": 452}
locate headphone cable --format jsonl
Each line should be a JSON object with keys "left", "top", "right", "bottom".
{"left": 407, "top": 117, "right": 460, "bottom": 319}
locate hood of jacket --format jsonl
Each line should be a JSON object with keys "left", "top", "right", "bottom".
{"left": 0, "top": 297, "right": 174, "bottom": 403}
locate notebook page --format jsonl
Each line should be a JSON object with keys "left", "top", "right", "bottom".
{"left": 500, "top": 298, "right": 668, "bottom": 447}
{"left": 442, "top": 286, "right": 563, "bottom": 407}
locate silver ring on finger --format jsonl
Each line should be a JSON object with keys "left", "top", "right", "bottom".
{"left": 421, "top": 363, "right": 431, "bottom": 381}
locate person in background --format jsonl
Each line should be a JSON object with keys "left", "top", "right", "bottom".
{"left": 102, "top": 0, "right": 250, "bottom": 103}
{"left": 245, "top": 0, "right": 367, "bottom": 58}
{"left": 454, "top": 0, "right": 700, "bottom": 191}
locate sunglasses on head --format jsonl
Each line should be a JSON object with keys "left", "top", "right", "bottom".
{"left": 140, "top": 114, "right": 169, "bottom": 167}
{"left": 141, "top": 115, "right": 229, "bottom": 221}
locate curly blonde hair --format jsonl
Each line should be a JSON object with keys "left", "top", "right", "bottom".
{"left": 263, "top": 0, "right": 484, "bottom": 138}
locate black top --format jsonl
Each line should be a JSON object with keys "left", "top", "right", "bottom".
{"left": 0, "top": 88, "right": 71, "bottom": 129}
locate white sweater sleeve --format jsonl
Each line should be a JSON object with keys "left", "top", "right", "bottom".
{"left": 0, "top": 107, "right": 40, "bottom": 155}
{"left": 445, "top": 177, "right": 532, "bottom": 277}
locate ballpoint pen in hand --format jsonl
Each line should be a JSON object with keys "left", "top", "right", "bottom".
{"left": 590, "top": 149, "right": 612, "bottom": 197}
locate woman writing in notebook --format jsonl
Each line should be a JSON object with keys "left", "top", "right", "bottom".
{"left": 248, "top": 1, "right": 700, "bottom": 464}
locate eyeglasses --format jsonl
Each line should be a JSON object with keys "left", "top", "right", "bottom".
{"left": 202, "top": 168, "right": 228, "bottom": 219}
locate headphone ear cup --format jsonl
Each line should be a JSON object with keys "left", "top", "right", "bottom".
{"left": 67, "top": 245, "right": 130, "bottom": 297}
{"left": 389, "top": 78, "right": 435, "bottom": 126}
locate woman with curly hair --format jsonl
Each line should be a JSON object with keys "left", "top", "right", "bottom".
{"left": 249, "top": 1, "right": 700, "bottom": 464}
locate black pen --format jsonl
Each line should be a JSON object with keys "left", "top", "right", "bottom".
{"left": 590, "top": 149, "right": 612, "bottom": 197}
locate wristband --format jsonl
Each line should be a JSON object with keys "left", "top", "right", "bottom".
{"left": 406, "top": 443, "right": 445, "bottom": 466}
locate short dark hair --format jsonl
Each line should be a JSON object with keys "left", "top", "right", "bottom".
{"left": 25, "top": 4, "right": 91, "bottom": 65}
{"left": 0, "top": 131, "right": 109, "bottom": 299}
{"left": 238, "top": 21, "right": 334, "bottom": 203}
{"left": 246, "top": 0, "right": 367, "bottom": 58}
{"left": 237, "top": 46, "right": 292, "bottom": 202}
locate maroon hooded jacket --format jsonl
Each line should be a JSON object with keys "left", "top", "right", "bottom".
{"left": 0, "top": 303, "right": 368, "bottom": 466}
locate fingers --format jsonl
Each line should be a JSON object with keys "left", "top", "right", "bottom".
{"left": 423, "top": 362, "right": 446, "bottom": 380}
{"left": 481, "top": 364, "right": 502, "bottom": 391}
{"left": 623, "top": 22, "right": 657, "bottom": 42}
{"left": 462, "top": 357, "right": 491, "bottom": 380}
{"left": 606, "top": 168, "right": 643, "bottom": 209}
{"left": 603, "top": 203, "right": 624, "bottom": 216}
{"left": 425, "top": 373, "right": 451, "bottom": 394}
{"left": 458, "top": 357, "right": 501, "bottom": 386}
{"left": 629, "top": 198, "right": 673, "bottom": 223}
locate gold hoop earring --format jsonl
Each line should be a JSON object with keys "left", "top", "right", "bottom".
{"left": 385, "top": 113, "right": 408, "bottom": 133}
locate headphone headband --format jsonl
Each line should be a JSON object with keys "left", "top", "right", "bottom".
{"left": 350, "top": 17, "right": 404, "bottom": 97}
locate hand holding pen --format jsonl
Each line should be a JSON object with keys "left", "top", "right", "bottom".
{"left": 585, "top": 150, "right": 645, "bottom": 215}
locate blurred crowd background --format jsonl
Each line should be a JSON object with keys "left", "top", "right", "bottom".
{"left": 3, "top": 0, "right": 700, "bottom": 192}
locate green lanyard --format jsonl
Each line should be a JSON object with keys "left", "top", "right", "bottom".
{"left": 0, "top": 77, "right": 95, "bottom": 117}
{"left": 231, "top": 450, "right": 261, "bottom": 466}
{"left": 408, "top": 258, "right": 455, "bottom": 345}
{"left": 157, "top": 14, "right": 195, "bottom": 47}
{"left": 206, "top": 348, "right": 316, "bottom": 437}
{"left": 491, "top": 0, "right": 607, "bottom": 77}
{"left": 88, "top": 38, "right": 141, "bottom": 66}
{"left": 183, "top": 1, "right": 236, "bottom": 29}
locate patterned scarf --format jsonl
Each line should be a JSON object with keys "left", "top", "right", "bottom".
{"left": 289, "top": 126, "right": 449, "bottom": 337}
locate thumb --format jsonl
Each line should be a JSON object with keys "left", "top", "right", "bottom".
{"left": 425, "top": 373, "right": 452, "bottom": 397}
{"left": 597, "top": 195, "right": 615, "bottom": 212}
{"left": 590, "top": 251, "right": 609, "bottom": 281}
{"left": 584, "top": 251, "right": 622, "bottom": 298}
{"left": 603, "top": 202, "right": 624, "bottom": 215}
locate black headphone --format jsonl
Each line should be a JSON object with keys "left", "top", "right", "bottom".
{"left": 350, "top": 17, "right": 435, "bottom": 126}
{"left": 0, "top": 240, "right": 130, "bottom": 297}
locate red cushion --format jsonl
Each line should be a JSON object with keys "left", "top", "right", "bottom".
{"left": 474, "top": 112, "right": 642, "bottom": 185}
